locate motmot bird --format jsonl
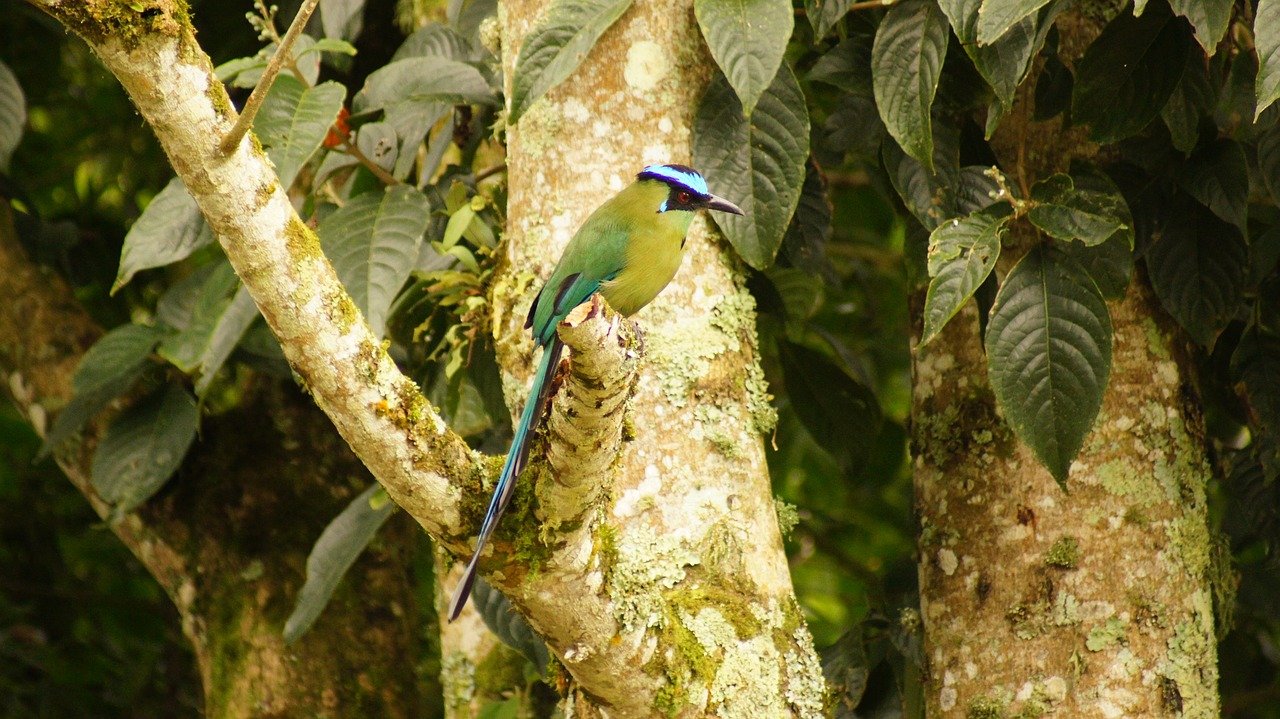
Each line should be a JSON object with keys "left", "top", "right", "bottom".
{"left": 448, "top": 164, "right": 743, "bottom": 620}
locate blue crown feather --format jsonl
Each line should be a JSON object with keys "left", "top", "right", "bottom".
{"left": 638, "top": 164, "right": 708, "bottom": 196}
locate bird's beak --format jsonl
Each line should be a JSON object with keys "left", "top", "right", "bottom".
{"left": 703, "top": 193, "right": 744, "bottom": 216}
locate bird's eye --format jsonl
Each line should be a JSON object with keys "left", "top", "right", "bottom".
{"left": 677, "top": 191, "right": 691, "bottom": 204}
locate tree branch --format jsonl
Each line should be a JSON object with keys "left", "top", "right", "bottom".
{"left": 30, "top": 0, "right": 479, "bottom": 551}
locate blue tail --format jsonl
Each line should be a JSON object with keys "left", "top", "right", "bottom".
{"left": 448, "top": 338, "right": 564, "bottom": 621}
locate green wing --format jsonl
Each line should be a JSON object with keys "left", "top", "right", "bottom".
{"left": 525, "top": 218, "right": 630, "bottom": 345}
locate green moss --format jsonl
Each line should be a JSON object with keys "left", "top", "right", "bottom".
{"left": 49, "top": 0, "right": 188, "bottom": 50}
{"left": 1006, "top": 600, "right": 1049, "bottom": 640}
{"left": 1044, "top": 535, "right": 1080, "bottom": 569}
{"left": 473, "top": 642, "right": 525, "bottom": 698}
{"left": 968, "top": 694, "right": 1008, "bottom": 719}
{"left": 774, "top": 498, "right": 799, "bottom": 539}
{"left": 1143, "top": 318, "right": 1172, "bottom": 361}
{"left": 1085, "top": 616, "right": 1126, "bottom": 651}
{"left": 668, "top": 585, "right": 762, "bottom": 640}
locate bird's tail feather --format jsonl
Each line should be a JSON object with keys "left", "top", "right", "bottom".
{"left": 448, "top": 338, "right": 565, "bottom": 621}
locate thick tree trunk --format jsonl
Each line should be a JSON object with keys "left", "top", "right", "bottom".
{"left": 483, "top": 0, "right": 826, "bottom": 715}
{"left": 0, "top": 205, "right": 428, "bottom": 718}
{"left": 910, "top": 13, "right": 1223, "bottom": 717}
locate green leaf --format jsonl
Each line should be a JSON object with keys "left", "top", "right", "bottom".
{"left": 1176, "top": 138, "right": 1249, "bottom": 231}
{"left": 356, "top": 56, "right": 495, "bottom": 178}
{"left": 808, "top": 35, "right": 873, "bottom": 95}
{"left": 393, "top": 23, "right": 472, "bottom": 62}
{"left": 301, "top": 38, "right": 360, "bottom": 57}
{"left": 1055, "top": 232, "right": 1133, "bottom": 300}
{"left": 1232, "top": 326, "right": 1280, "bottom": 480}
{"left": 1146, "top": 198, "right": 1247, "bottom": 347}
{"left": 318, "top": 185, "right": 432, "bottom": 338}
{"left": 1169, "top": 0, "right": 1231, "bottom": 54}
{"left": 940, "top": 0, "right": 1062, "bottom": 107}
{"left": 356, "top": 56, "right": 495, "bottom": 112}
{"left": 194, "top": 285, "right": 261, "bottom": 398}
{"left": 507, "top": 0, "right": 634, "bottom": 124}
{"left": 920, "top": 208, "right": 1007, "bottom": 346}
{"left": 1258, "top": 124, "right": 1280, "bottom": 208}
{"left": 695, "top": 0, "right": 793, "bottom": 116}
{"left": 257, "top": 76, "right": 347, "bottom": 189}
{"left": 805, "top": 0, "right": 853, "bottom": 40}
{"left": 779, "top": 340, "right": 882, "bottom": 468}
{"left": 1258, "top": 0, "right": 1280, "bottom": 120}
{"left": 881, "top": 122, "right": 960, "bottom": 231}
{"left": 694, "top": 65, "right": 809, "bottom": 270}
{"left": 782, "top": 161, "right": 836, "bottom": 280}
{"left": 284, "top": 483, "right": 396, "bottom": 644}
{"left": 1161, "top": 50, "right": 1213, "bottom": 153}
{"left": 1027, "top": 173, "right": 1132, "bottom": 246}
{"left": 320, "top": 0, "right": 364, "bottom": 40}
{"left": 0, "top": 60, "right": 25, "bottom": 172}
{"left": 975, "top": 0, "right": 1054, "bottom": 45}
{"left": 157, "top": 261, "right": 242, "bottom": 373}
{"left": 91, "top": 384, "right": 200, "bottom": 517}
{"left": 113, "top": 177, "right": 212, "bottom": 293}
{"left": 40, "top": 324, "right": 166, "bottom": 458}
{"left": 985, "top": 246, "right": 1112, "bottom": 486}
{"left": 872, "top": 0, "right": 948, "bottom": 170}
{"left": 1071, "top": 3, "right": 1189, "bottom": 144}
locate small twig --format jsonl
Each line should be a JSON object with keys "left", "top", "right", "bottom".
{"left": 340, "top": 134, "right": 399, "bottom": 186}
{"left": 475, "top": 164, "right": 507, "bottom": 183}
{"left": 219, "top": 0, "right": 322, "bottom": 155}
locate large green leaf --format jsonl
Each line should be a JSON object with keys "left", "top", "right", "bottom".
{"left": 881, "top": 123, "right": 959, "bottom": 231}
{"left": 91, "top": 384, "right": 200, "bottom": 517}
{"left": 317, "top": 185, "right": 432, "bottom": 338}
{"left": 40, "top": 324, "right": 167, "bottom": 458}
{"left": 1176, "top": 138, "right": 1249, "bottom": 231}
{"left": 940, "top": 0, "right": 1062, "bottom": 107}
{"left": 113, "top": 178, "right": 213, "bottom": 293}
{"left": 695, "top": 0, "right": 792, "bottom": 116}
{"left": 1146, "top": 198, "right": 1247, "bottom": 347}
{"left": 158, "top": 260, "right": 242, "bottom": 373}
{"left": 284, "top": 484, "right": 396, "bottom": 644}
{"left": 0, "top": 60, "right": 24, "bottom": 172}
{"left": 872, "top": 0, "right": 949, "bottom": 171}
{"left": 693, "top": 65, "right": 809, "bottom": 270}
{"left": 986, "top": 246, "right": 1112, "bottom": 486}
{"left": 1258, "top": 0, "right": 1280, "bottom": 120}
{"left": 193, "top": 285, "right": 261, "bottom": 398}
{"left": 920, "top": 208, "right": 1007, "bottom": 346}
{"left": 1169, "top": 0, "right": 1231, "bottom": 54}
{"left": 320, "top": 0, "right": 364, "bottom": 40}
{"left": 779, "top": 340, "right": 882, "bottom": 468}
{"left": 975, "top": 0, "right": 1054, "bottom": 45}
{"left": 1027, "top": 173, "right": 1133, "bottom": 246}
{"left": 1071, "top": 3, "right": 1188, "bottom": 144}
{"left": 393, "top": 23, "right": 472, "bottom": 62}
{"left": 507, "top": 0, "right": 633, "bottom": 124}
{"left": 256, "top": 76, "right": 347, "bottom": 190}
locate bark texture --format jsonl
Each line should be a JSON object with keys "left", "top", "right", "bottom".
{"left": 910, "top": 11, "right": 1222, "bottom": 718}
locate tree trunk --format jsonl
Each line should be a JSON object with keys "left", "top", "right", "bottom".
{"left": 910, "top": 13, "right": 1223, "bottom": 717}
{"left": 474, "top": 0, "right": 826, "bottom": 715}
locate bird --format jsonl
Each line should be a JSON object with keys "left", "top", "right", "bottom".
{"left": 447, "top": 164, "right": 744, "bottom": 621}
